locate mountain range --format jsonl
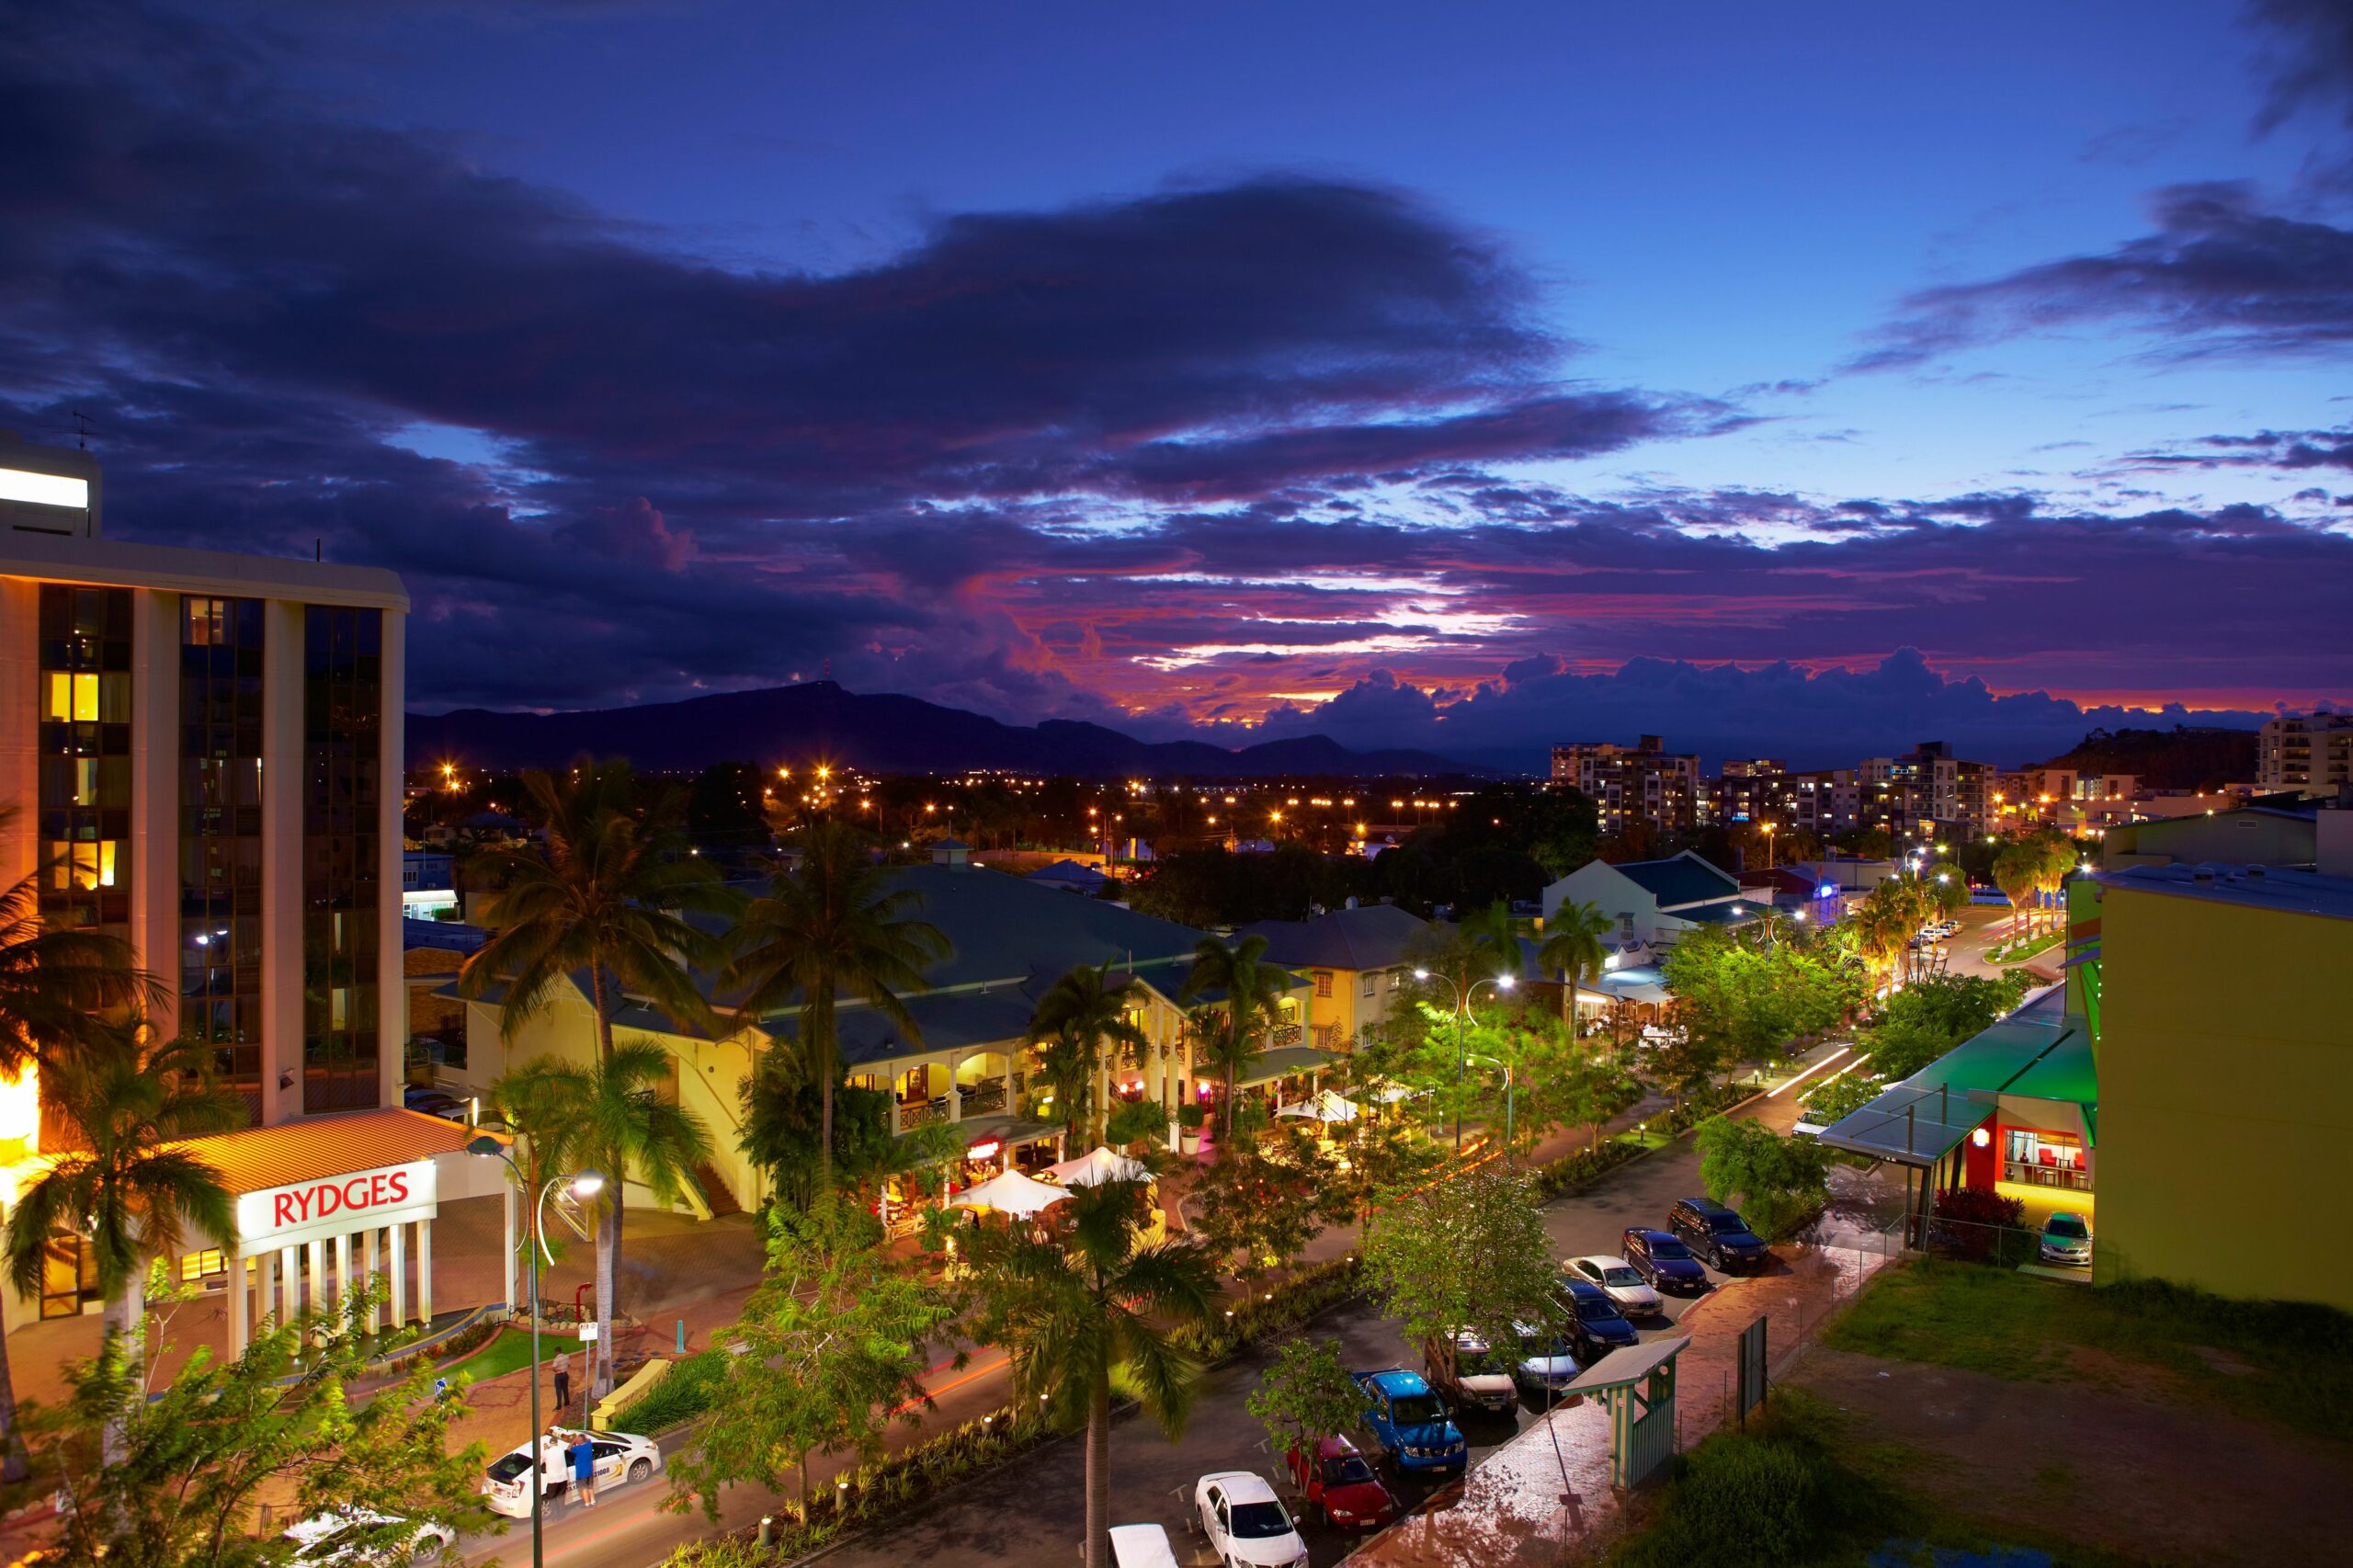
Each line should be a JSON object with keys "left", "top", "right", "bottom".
{"left": 406, "top": 681, "right": 1481, "bottom": 778}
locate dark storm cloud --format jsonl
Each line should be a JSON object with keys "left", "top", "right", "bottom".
{"left": 1857, "top": 182, "right": 2353, "bottom": 369}
{"left": 2247, "top": 0, "right": 2353, "bottom": 130}
{"left": 2144, "top": 424, "right": 2353, "bottom": 472}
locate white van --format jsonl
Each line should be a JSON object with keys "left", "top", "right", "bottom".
{"left": 1108, "top": 1522, "right": 1182, "bottom": 1568}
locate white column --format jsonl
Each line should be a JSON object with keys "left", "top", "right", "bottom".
{"left": 387, "top": 1222, "right": 407, "bottom": 1326}
{"left": 415, "top": 1218, "right": 433, "bottom": 1325}
{"left": 502, "top": 1184, "right": 518, "bottom": 1312}
{"left": 361, "top": 1228, "right": 381, "bottom": 1332}
{"left": 228, "top": 1250, "right": 249, "bottom": 1354}
{"left": 307, "top": 1239, "right": 328, "bottom": 1330}
{"left": 278, "top": 1244, "right": 300, "bottom": 1324}
{"left": 335, "top": 1233, "right": 352, "bottom": 1312}
{"left": 256, "top": 1251, "right": 276, "bottom": 1332}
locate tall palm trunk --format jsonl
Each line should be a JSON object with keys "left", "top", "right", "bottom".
{"left": 0, "top": 1316, "right": 26, "bottom": 1482}
{"left": 594, "top": 1199, "right": 620, "bottom": 1396}
{"left": 813, "top": 988, "right": 836, "bottom": 1196}
{"left": 98, "top": 1266, "right": 148, "bottom": 1465}
{"left": 1084, "top": 1365, "right": 1112, "bottom": 1568}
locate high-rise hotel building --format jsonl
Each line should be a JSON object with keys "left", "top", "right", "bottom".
{"left": 2, "top": 437, "right": 408, "bottom": 1128}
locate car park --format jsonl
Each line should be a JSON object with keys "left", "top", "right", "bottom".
{"left": 1283, "top": 1435, "right": 1401, "bottom": 1531}
{"left": 1350, "top": 1368, "right": 1466, "bottom": 1474}
{"left": 1565, "top": 1254, "right": 1662, "bottom": 1316}
{"left": 1510, "top": 1320, "right": 1579, "bottom": 1398}
{"left": 1667, "top": 1197, "right": 1770, "bottom": 1271}
{"left": 2040, "top": 1211, "right": 2094, "bottom": 1266}
{"left": 1194, "top": 1471, "right": 1309, "bottom": 1568}
{"left": 482, "top": 1426, "right": 661, "bottom": 1517}
{"left": 282, "top": 1506, "right": 452, "bottom": 1564}
{"left": 1427, "top": 1329, "right": 1519, "bottom": 1415}
{"left": 1621, "top": 1227, "right": 1709, "bottom": 1293}
{"left": 1557, "top": 1278, "right": 1641, "bottom": 1363}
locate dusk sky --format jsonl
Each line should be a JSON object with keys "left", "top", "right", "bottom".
{"left": 7, "top": 0, "right": 2353, "bottom": 767}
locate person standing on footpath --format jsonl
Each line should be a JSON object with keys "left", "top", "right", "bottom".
{"left": 552, "top": 1348, "right": 572, "bottom": 1415}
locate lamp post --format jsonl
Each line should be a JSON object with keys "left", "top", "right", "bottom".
{"left": 469, "top": 1136, "right": 604, "bottom": 1568}
{"left": 1461, "top": 1051, "right": 1517, "bottom": 1165}
{"left": 1412, "top": 969, "right": 1515, "bottom": 1153}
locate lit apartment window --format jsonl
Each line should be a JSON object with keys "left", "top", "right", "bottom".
{"left": 1313, "top": 971, "right": 1333, "bottom": 998}
{"left": 35, "top": 586, "right": 131, "bottom": 949}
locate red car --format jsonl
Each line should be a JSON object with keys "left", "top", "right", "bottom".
{"left": 1285, "top": 1435, "right": 1402, "bottom": 1531}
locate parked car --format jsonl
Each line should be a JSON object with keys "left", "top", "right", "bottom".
{"left": 2040, "top": 1211, "right": 2094, "bottom": 1266}
{"left": 1510, "top": 1320, "right": 1580, "bottom": 1397}
{"left": 1194, "top": 1471, "right": 1308, "bottom": 1568}
{"left": 1350, "top": 1368, "right": 1467, "bottom": 1475}
{"left": 282, "top": 1506, "right": 452, "bottom": 1565}
{"left": 1621, "top": 1227, "right": 1709, "bottom": 1293}
{"left": 1565, "top": 1254, "right": 1662, "bottom": 1316}
{"left": 1283, "top": 1435, "right": 1401, "bottom": 1531}
{"left": 402, "top": 1085, "right": 468, "bottom": 1123}
{"left": 1109, "top": 1524, "right": 1183, "bottom": 1568}
{"left": 1667, "top": 1197, "right": 1770, "bottom": 1271}
{"left": 1557, "top": 1278, "right": 1641, "bottom": 1363}
{"left": 1427, "top": 1330, "right": 1518, "bottom": 1415}
{"left": 482, "top": 1427, "right": 661, "bottom": 1517}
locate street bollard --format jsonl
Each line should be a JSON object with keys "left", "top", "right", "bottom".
{"left": 756, "top": 1516, "right": 774, "bottom": 1550}
{"left": 676, "top": 1318, "right": 686, "bottom": 1355}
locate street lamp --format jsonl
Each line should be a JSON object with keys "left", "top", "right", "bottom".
{"left": 469, "top": 1136, "right": 604, "bottom": 1568}
{"left": 1461, "top": 1051, "right": 1518, "bottom": 1165}
{"left": 1411, "top": 969, "right": 1516, "bottom": 1153}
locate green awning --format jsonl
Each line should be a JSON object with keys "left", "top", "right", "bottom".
{"left": 1818, "top": 988, "right": 2093, "bottom": 1167}
{"left": 1233, "top": 1044, "right": 1339, "bottom": 1087}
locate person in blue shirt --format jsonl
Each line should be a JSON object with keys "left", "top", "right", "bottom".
{"left": 566, "top": 1433, "right": 597, "bottom": 1507}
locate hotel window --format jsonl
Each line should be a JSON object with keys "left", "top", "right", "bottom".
{"left": 1361, "top": 972, "right": 1377, "bottom": 998}
{"left": 181, "top": 597, "right": 267, "bottom": 1112}
{"left": 178, "top": 1248, "right": 228, "bottom": 1284}
{"left": 301, "top": 606, "right": 382, "bottom": 1113}
{"left": 35, "top": 586, "right": 131, "bottom": 944}
{"left": 1313, "top": 971, "right": 1333, "bottom": 998}
{"left": 2004, "top": 1127, "right": 2091, "bottom": 1190}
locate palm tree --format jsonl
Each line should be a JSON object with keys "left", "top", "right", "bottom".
{"left": 492, "top": 1040, "right": 713, "bottom": 1395}
{"left": 1992, "top": 839, "right": 2038, "bottom": 943}
{"left": 0, "top": 803, "right": 169, "bottom": 1482}
{"left": 4, "top": 1026, "right": 245, "bottom": 1456}
{"left": 966, "top": 1179, "right": 1216, "bottom": 1568}
{"left": 1027, "top": 961, "right": 1149, "bottom": 1145}
{"left": 458, "top": 759, "right": 729, "bottom": 1067}
{"left": 1458, "top": 900, "right": 1522, "bottom": 983}
{"left": 1180, "top": 934, "right": 1290, "bottom": 1138}
{"left": 1537, "top": 900, "right": 1614, "bottom": 1038}
{"left": 722, "top": 821, "right": 949, "bottom": 1196}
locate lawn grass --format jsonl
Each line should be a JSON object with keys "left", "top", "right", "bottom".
{"left": 1823, "top": 1258, "right": 2353, "bottom": 1443}
{"left": 448, "top": 1326, "right": 576, "bottom": 1382}
{"left": 1607, "top": 1387, "right": 2141, "bottom": 1568}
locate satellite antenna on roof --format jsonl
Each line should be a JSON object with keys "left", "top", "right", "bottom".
{"left": 69, "top": 410, "right": 94, "bottom": 449}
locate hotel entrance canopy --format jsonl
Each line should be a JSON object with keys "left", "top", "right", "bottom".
{"left": 1817, "top": 988, "right": 2090, "bottom": 1168}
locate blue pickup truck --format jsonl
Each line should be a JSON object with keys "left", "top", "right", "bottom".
{"left": 1350, "top": 1368, "right": 1467, "bottom": 1475}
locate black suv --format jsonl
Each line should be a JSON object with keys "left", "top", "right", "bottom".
{"left": 1667, "top": 1198, "right": 1769, "bottom": 1272}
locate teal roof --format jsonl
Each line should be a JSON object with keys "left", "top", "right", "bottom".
{"left": 1233, "top": 1044, "right": 1340, "bottom": 1085}
{"left": 1614, "top": 854, "right": 1739, "bottom": 909}
{"left": 1817, "top": 988, "right": 2094, "bottom": 1166}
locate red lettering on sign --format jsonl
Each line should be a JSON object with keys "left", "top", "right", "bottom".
{"left": 260, "top": 1168, "right": 424, "bottom": 1233}
{"left": 343, "top": 1177, "right": 369, "bottom": 1210}
{"left": 370, "top": 1174, "right": 390, "bottom": 1205}
{"left": 275, "top": 1193, "right": 297, "bottom": 1226}
{"left": 316, "top": 1184, "right": 341, "bottom": 1219}
{"left": 389, "top": 1172, "right": 409, "bottom": 1203}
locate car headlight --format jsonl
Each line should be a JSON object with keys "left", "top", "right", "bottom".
{"left": 1330, "top": 1507, "right": 1354, "bottom": 1519}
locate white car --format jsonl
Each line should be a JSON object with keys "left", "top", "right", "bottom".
{"left": 1511, "top": 1320, "right": 1580, "bottom": 1396}
{"left": 282, "top": 1506, "right": 453, "bottom": 1564}
{"left": 1436, "top": 1328, "right": 1520, "bottom": 1415}
{"left": 1194, "top": 1471, "right": 1308, "bottom": 1568}
{"left": 1566, "top": 1254, "right": 1662, "bottom": 1316}
{"left": 482, "top": 1426, "right": 662, "bottom": 1517}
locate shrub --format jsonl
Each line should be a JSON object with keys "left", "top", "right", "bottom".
{"left": 1934, "top": 1185, "right": 2025, "bottom": 1229}
{"left": 1170, "top": 1256, "right": 1361, "bottom": 1363}
{"left": 1611, "top": 1392, "right": 1885, "bottom": 1568}
{"left": 611, "top": 1348, "right": 729, "bottom": 1433}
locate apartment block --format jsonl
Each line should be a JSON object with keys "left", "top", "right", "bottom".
{"left": 2259, "top": 713, "right": 2353, "bottom": 798}
{"left": 1550, "top": 734, "right": 1700, "bottom": 837}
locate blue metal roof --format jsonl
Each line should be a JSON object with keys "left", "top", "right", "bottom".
{"left": 1613, "top": 854, "right": 1741, "bottom": 909}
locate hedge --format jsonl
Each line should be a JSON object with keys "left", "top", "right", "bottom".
{"left": 610, "top": 1347, "right": 730, "bottom": 1434}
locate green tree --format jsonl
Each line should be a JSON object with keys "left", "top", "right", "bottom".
{"left": 1188, "top": 1122, "right": 1348, "bottom": 1285}
{"left": 722, "top": 820, "right": 949, "bottom": 1193}
{"left": 459, "top": 757, "right": 730, "bottom": 1068}
{"left": 1695, "top": 1115, "right": 1833, "bottom": 1239}
{"left": 4, "top": 1028, "right": 245, "bottom": 1410}
{"left": 494, "top": 1040, "right": 714, "bottom": 1396}
{"left": 1361, "top": 1167, "right": 1561, "bottom": 1389}
{"left": 33, "top": 1277, "right": 494, "bottom": 1568}
{"left": 665, "top": 1198, "right": 956, "bottom": 1519}
{"left": 0, "top": 802, "right": 168, "bottom": 1482}
{"left": 1246, "top": 1338, "right": 1366, "bottom": 1470}
{"left": 1180, "top": 933, "right": 1291, "bottom": 1137}
{"left": 965, "top": 1179, "right": 1217, "bottom": 1568}
{"left": 1324, "top": 1113, "right": 1443, "bottom": 1249}
{"left": 1026, "top": 960, "right": 1149, "bottom": 1144}
{"left": 738, "top": 1059, "right": 896, "bottom": 1213}
{"left": 1537, "top": 899, "right": 1614, "bottom": 1035}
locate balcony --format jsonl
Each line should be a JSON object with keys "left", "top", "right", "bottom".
{"left": 898, "top": 1097, "right": 949, "bottom": 1131}
{"left": 1267, "top": 1022, "right": 1303, "bottom": 1051}
{"left": 957, "top": 1080, "right": 1007, "bottom": 1118}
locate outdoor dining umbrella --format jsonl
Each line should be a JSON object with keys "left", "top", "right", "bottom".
{"left": 949, "top": 1167, "right": 1070, "bottom": 1218}
{"left": 1276, "top": 1089, "right": 1362, "bottom": 1124}
{"left": 1045, "top": 1145, "right": 1151, "bottom": 1187}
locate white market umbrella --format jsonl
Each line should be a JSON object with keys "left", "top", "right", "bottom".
{"left": 1368, "top": 1082, "right": 1423, "bottom": 1105}
{"left": 1046, "top": 1145, "right": 1150, "bottom": 1187}
{"left": 950, "top": 1168, "right": 1069, "bottom": 1218}
{"left": 1277, "top": 1089, "right": 1362, "bottom": 1124}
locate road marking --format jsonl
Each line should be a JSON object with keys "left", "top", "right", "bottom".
{"left": 1764, "top": 1047, "right": 1849, "bottom": 1097}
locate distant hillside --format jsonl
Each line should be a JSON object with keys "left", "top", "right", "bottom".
{"left": 407, "top": 680, "right": 1479, "bottom": 778}
{"left": 2030, "top": 725, "right": 2261, "bottom": 790}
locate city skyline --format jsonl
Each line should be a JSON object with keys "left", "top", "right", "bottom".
{"left": 6, "top": 0, "right": 2352, "bottom": 762}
